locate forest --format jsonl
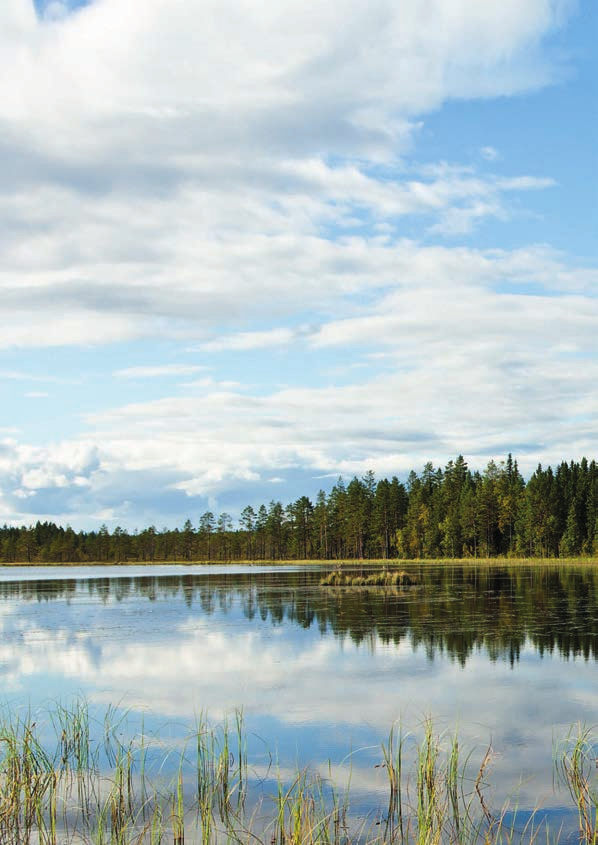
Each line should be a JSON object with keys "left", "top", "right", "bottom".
{"left": 2, "top": 454, "right": 598, "bottom": 563}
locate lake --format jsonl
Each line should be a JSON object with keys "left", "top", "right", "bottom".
{"left": 1, "top": 562, "right": 597, "bottom": 842}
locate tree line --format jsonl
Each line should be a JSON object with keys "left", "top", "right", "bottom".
{"left": 2, "top": 454, "right": 598, "bottom": 563}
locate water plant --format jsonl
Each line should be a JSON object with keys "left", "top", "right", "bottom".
{"left": 320, "top": 570, "right": 417, "bottom": 588}
{"left": 0, "top": 702, "right": 596, "bottom": 844}
{"left": 555, "top": 724, "right": 598, "bottom": 844}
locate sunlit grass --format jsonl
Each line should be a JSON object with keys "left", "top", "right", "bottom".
{"left": 2, "top": 556, "right": 598, "bottom": 568}
{"left": 320, "top": 570, "right": 417, "bottom": 587}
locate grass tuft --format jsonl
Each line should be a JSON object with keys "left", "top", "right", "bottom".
{"left": 320, "top": 569, "right": 417, "bottom": 588}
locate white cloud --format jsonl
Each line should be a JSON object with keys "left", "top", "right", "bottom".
{"left": 481, "top": 146, "right": 500, "bottom": 161}
{"left": 42, "top": 1, "right": 69, "bottom": 22}
{"left": 182, "top": 377, "right": 242, "bottom": 389}
{"left": 0, "top": 0, "right": 576, "bottom": 351}
{"left": 114, "top": 364, "right": 207, "bottom": 379}
{"left": 201, "top": 328, "right": 295, "bottom": 352}
{"left": 0, "top": 235, "right": 596, "bottom": 525}
{"left": 0, "top": 370, "right": 76, "bottom": 384}
{"left": 2, "top": 0, "right": 571, "bottom": 153}
{"left": 0, "top": 438, "right": 100, "bottom": 496}
{"left": 0, "top": 164, "right": 559, "bottom": 349}
{"left": 0, "top": 310, "right": 143, "bottom": 349}
{"left": 0, "top": 0, "right": 592, "bottom": 526}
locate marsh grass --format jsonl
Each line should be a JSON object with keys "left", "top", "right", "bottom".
{"left": 320, "top": 570, "right": 417, "bottom": 588}
{"left": 0, "top": 703, "right": 596, "bottom": 844}
{"left": 555, "top": 725, "right": 598, "bottom": 844}
{"left": 4, "top": 556, "right": 598, "bottom": 570}
{"left": 11, "top": 556, "right": 598, "bottom": 566}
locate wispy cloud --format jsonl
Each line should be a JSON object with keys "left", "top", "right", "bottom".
{"left": 201, "top": 328, "right": 295, "bottom": 352}
{"left": 0, "top": 371, "right": 75, "bottom": 384}
{"left": 114, "top": 365, "right": 207, "bottom": 379}
{"left": 480, "top": 146, "right": 500, "bottom": 161}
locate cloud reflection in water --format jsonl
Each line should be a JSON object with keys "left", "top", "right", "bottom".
{"left": 0, "top": 565, "right": 596, "bottom": 817}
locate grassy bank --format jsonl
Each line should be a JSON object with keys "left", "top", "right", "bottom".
{"left": 2, "top": 556, "right": 598, "bottom": 568}
{"left": 0, "top": 703, "right": 596, "bottom": 844}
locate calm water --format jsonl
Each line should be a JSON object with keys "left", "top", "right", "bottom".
{"left": 1, "top": 563, "right": 597, "bottom": 835}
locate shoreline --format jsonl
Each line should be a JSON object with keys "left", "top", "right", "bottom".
{"left": 1, "top": 556, "right": 597, "bottom": 568}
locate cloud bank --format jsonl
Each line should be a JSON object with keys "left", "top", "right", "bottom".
{"left": 0, "top": 0, "right": 594, "bottom": 527}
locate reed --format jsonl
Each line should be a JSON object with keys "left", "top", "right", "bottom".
{"left": 555, "top": 724, "right": 598, "bottom": 844}
{"left": 320, "top": 570, "right": 417, "bottom": 588}
{"left": 270, "top": 768, "right": 344, "bottom": 845}
{"left": 0, "top": 702, "right": 596, "bottom": 845}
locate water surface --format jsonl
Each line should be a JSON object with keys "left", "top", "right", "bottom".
{"left": 1, "top": 563, "right": 597, "bottom": 834}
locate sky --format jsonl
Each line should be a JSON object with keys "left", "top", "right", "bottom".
{"left": 1, "top": 0, "right": 596, "bottom": 530}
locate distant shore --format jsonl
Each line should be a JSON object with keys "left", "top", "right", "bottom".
{"left": 1, "top": 556, "right": 597, "bottom": 568}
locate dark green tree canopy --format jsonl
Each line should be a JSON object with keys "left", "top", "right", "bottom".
{"left": 2, "top": 455, "right": 598, "bottom": 562}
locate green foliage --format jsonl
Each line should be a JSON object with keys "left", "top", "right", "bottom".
{"left": 3, "top": 455, "right": 598, "bottom": 563}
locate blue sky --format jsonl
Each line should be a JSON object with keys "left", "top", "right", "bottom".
{"left": 1, "top": 0, "right": 596, "bottom": 530}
